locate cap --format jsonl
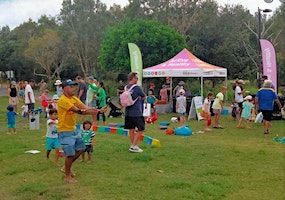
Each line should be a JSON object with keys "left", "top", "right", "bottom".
{"left": 52, "top": 94, "right": 59, "bottom": 100}
{"left": 54, "top": 80, "right": 62, "bottom": 86}
{"left": 236, "top": 79, "right": 245, "bottom": 84}
{"left": 62, "top": 79, "right": 78, "bottom": 88}
{"left": 244, "top": 95, "right": 252, "bottom": 101}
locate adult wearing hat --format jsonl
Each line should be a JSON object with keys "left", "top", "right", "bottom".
{"left": 234, "top": 79, "right": 245, "bottom": 120}
{"left": 86, "top": 76, "right": 98, "bottom": 107}
{"left": 57, "top": 79, "right": 99, "bottom": 183}
{"left": 54, "top": 80, "right": 63, "bottom": 97}
{"left": 256, "top": 80, "right": 282, "bottom": 134}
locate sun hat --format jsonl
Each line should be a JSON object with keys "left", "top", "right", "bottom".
{"left": 62, "top": 79, "right": 78, "bottom": 88}
{"left": 244, "top": 95, "right": 252, "bottom": 101}
{"left": 236, "top": 79, "right": 245, "bottom": 84}
{"left": 54, "top": 80, "right": 62, "bottom": 86}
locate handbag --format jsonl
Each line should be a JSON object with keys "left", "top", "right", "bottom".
{"left": 143, "top": 103, "right": 151, "bottom": 117}
{"left": 255, "top": 112, "right": 263, "bottom": 123}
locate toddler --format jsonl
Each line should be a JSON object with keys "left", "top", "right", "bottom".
{"left": 237, "top": 95, "right": 254, "bottom": 129}
{"left": 202, "top": 92, "right": 214, "bottom": 131}
{"left": 7, "top": 105, "right": 17, "bottom": 134}
{"left": 81, "top": 121, "right": 95, "bottom": 162}
{"left": 46, "top": 109, "right": 61, "bottom": 164}
{"left": 176, "top": 91, "right": 186, "bottom": 115}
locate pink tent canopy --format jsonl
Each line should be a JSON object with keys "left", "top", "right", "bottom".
{"left": 143, "top": 48, "right": 227, "bottom": 77}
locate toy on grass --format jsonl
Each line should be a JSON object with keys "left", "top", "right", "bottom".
{"left": 175, "top": 126, "right": 192, "bottom": 136}
{"left": 146, "top": 111, "right": 158, "bottom": 124}
{"left": 165, "top": 128, "right": 174, "bottom": 135}
{"left": 159, "top": 121, "right": 170, "bottom": 129}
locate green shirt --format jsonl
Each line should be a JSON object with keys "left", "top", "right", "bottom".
{"left": 97, "top": 87, "right": 107, "bottom": 108}
{"left": 81, "top": 130, "right": 95, "bottom": 145}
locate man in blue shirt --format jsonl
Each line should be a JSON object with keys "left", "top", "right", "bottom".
{"left": 124, "top": 72, "right": 146, "bottom": 153}
{"left": 256, "top": 80, "right": 281, "bottom": 134}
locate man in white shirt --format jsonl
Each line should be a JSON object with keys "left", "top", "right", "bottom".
{"left": 24, "top": 79, "right": 35, "bottom": 112}
{"left": 234, "top": 80, "right": 244, "bottom": 119}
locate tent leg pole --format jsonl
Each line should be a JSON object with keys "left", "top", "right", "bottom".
{"left": 201, "top": 77, "right": 203, "bottom": 98}
{"left": 225, "top": 76, "right": 228, "bottom": 101}
{"left": 170, "top": 77, "right": 173, "bottom": 112}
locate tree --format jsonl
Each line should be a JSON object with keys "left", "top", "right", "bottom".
{"left": 98, "top": 20, "right": 187, "bottom": 73}
{"left": 24, "top": 29, "right": 63, "bottom": 80}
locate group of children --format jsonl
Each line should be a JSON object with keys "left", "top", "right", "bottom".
{"left": 45, "top": 109, "right": 96, "bottom": 163}
{"left": 201, "top": 86, "right": 256, "bottom": 132}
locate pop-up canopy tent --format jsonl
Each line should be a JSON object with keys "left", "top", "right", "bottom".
{"left": 143, "top": 48, "right": 227, "bottom": 98}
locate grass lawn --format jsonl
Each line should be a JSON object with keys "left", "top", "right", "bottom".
{"left": 0, "top": 96, "right": 284, "bottom": 200}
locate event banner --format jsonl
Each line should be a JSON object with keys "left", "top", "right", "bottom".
{"left": 260, "top": 39, "right": 277, "bottom": 90}
{"left": 128, "top": 43, "right": 143, "bottom": 86}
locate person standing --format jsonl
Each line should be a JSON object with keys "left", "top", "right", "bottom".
{"left": 234, "top": 80, "right": 244, "bottom": 120}
{"left": 8, "top": 81, "right": 19, "bottom": 112}
{"left": 54, "top": 80, "right": 63, "bottom": 97}
{"left": 86, "top": 76, "right": 98, "bottom": 107}
{"left": 176, "top": 91, "right": 186, "bottom": 115}
{"left": 57, "top": 79, "right": 99, "bottom": 183}
{"left": 212, "top": 86, "right": 227, "bottom": 129}
{"left": 124, "top": 72, "right": 146, "bottom": 153}
{"left": 96, "top": 81, "right": 107, "bottom": 125}
{"left": 7, "top": 105, "right": 17, "bottom": 134}
{"left": 256, "top": 80, "right": 282, "bottom": 134}
{"left": 24, "top": 79, "right": 35, "bottom": 112}
{"left": 75, "top": 76, "right": 87, "bottom": 103}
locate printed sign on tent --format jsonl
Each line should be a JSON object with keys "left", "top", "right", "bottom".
{"left": 188, "top": 96, "right": 203, "bottom": 121}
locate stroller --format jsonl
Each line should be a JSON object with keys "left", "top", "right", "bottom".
{"left": 107, "top": 97, "right": 124, "bottom": 118}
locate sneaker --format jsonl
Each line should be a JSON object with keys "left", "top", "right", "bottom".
{"left": 129, "top": 145, "right": 143, "bottom": 153}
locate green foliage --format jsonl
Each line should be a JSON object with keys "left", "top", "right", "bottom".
{"left": 99, "top": 19, "right": 187, "bottom": 72}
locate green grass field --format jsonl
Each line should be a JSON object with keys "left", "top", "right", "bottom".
{"left": 0, "top": 96, "right": 284, "bottom": 200}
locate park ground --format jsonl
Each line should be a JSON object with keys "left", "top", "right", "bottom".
{"left": 0, "top": 96, "right": 284, "bottom": 200}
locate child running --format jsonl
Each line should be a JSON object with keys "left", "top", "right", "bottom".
{"left": 81, "top": 120, "right": 95, "bottom": 162}
{"left": 7, "top": 105, "right": 17, "bottom": 134}
{"left": 237, "top": 95, "right": 254, "bottom": 129}
{"left": 46, "top": 108, "right": 61, "bottom": 164}
{"left": 202, "top": 92, "right": 214, "bottom": 131}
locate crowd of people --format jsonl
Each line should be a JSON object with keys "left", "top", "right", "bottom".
{"left": 4, "top": 74, "right": 285, "bottom": 184}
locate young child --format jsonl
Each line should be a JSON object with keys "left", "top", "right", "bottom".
{"left": 146, "top": 107, "right": 158, "bottom": 124}
{"left": 39, "top": 89, "right": 49, "bottom": 117}
{"left": 7, "top": 105, "right": 17, "bottom": 134}
{"left": 146, "top": 90, "right": 157, "bottom": 108}
{"left": 81, "top": 121, "right": 95, "bottom": 162}
{"left": 176, "top": 91, "right": 186, "bottom": 115}
{"left": 212, "top": 86, "right": 227, "bottom": 129}
{"left": 46, "top": 108, "right": 61, "bottom": 164}
{"left": 202, "top": 92, "right": 214, "bottom": 131}
{"left": 237, "top": 95, "right": 254, "bottom": 129}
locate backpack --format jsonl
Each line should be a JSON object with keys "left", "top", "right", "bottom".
{"left": 120, "top": 84, "right": 138, "bottom": 107}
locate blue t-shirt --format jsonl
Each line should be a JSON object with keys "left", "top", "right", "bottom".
{"left": 256, "top": 88, "right": 277, "bottom": 111}
{"left": 7, "top": 111, "right": 16, "bottom": 125}
{"left": 125, "top": 84, "right": 146, "bottom": 117}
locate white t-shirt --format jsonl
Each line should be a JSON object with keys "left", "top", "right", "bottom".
{"left": 176, "top": 96, "right": 186, "bottom": 114}
{"left": 235, "top": 86, "right": 243, "bottom": 103}
{"left": 212, "top": 92, "right": 224, "bottom": 110}
{"left": 202, "top": 98, "right": 211, "bottom": 113}
{"left": 24, "top": 84, "right": 35, "bottom": 104}
{"left": 46, "top": 119, "right": 58, "bottom": 138}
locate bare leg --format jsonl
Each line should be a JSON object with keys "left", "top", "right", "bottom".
{"left": 214, "top": 113, "right": 219, "bottom": 127}
{"left": 133, "top": 131, "right": 143, "bottom": 146}
{"left": 87, "top": 153, "right": 91, "bottom": 161}
{"left": 64, "top": 150, "right": 84, "bottom": 183}
{"left": 129, "top": 129, "right": 135, "bottom": 146}
{"left": 81, "top": 152, "right": 85, "bottom": 162}
{"left": 264, "top": 120, "right": 270, "bottom": 134}
{"left": 46, "top": 150, "right": 51, "bottom": 159}
{"left": 54, "top": 149, "right": 60, "bottom": 164}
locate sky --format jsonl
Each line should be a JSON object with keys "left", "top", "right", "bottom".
{"left": 0, "top": 0, "right": 283, "bottom": 29}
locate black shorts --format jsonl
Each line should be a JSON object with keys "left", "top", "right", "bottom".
{"left": 85, "top": 145, "right": 93, "bottom": 153}
{"left": 124, "top": 116, "right": 145, "bottom": 131}
{"left": 237, "top": 102, "right": 243, "bottom": 110}
{"left": 27, "top": 103, "right": 34, "bottom": 112}
{"left": 261, "top": 110, "right": 272, "bottom": 121}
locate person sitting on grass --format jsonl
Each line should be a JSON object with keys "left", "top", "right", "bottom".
{"left": 212, "top": 86, "right": 227, "bottom": 129}
{"left": 81, "top": 120, "right": 95, "bottom": 162}
{"left": 7, "top": 105, "right": 17, "bottom": 134}
{"left": 237, "top": 95, "right": 254, "bottom": 129}
{"left": 46, "top": 108, "right": 61, "bottom": 164}
{"left": 202, "top": 92, "right": 214, "bottom": 132}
